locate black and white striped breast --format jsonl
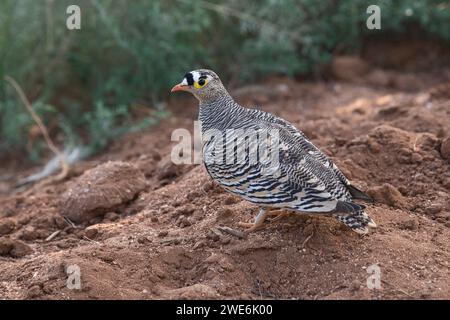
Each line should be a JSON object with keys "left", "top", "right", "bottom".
{"left": 199, "top": 100, "right": 352, "bottom": 213}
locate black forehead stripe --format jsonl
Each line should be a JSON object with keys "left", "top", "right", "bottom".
{"left": 184, "top": 72, "right": 194, "bottom": 85}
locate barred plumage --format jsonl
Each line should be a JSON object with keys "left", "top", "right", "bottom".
{"left": 172, "top": 69, "right": 376, "bottom": 234}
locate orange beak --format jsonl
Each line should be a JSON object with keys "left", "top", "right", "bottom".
{"left": 171, "top": 84, "right": 189, "bottom": 93}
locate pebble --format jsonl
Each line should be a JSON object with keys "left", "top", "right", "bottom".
{"left": 427, "top": 204, "right": 443, "bottom": 215}
{"left": 158, "top": 230, "right": 168, "bottom": 238}
{"left": 27, "top": 285, "right": 42, "bottom": 299}
{"left": 411, "top": 153, "right": 423, "bottom": 163}
{"left": 0, "top": 219, "right": 15, "bottom": 236}
{"left": 85, "top": 227, "right": 99, "bottom": 239}
{"left": 10, "top": 241, "right": 33, "bottom": 258}
{"left": 207, "top": 231, "right": 220, "bottom": 242}
{"left": 223, "top": 195, "right": 239, "bottom": 205}
{"left": 20, "top": 226, "right": 40, "bottom": 241}
{"left": 173, "top": 205, "right": 195, "bottom": 218}
{"left": 0, "top": 238, "right": 33, "bottom": 258}
{"left": 401, "top": 219, "right": 419, "bottom": 230}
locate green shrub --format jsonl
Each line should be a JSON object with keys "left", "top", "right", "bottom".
{"left": 1, "top": 0, "right": 449, "bottom": 160}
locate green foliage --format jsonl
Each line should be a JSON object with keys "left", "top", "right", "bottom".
{"left": 1, "top": 0, "right": 449, "bottom": 160}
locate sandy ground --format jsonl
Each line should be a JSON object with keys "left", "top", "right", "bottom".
{"left": 0, "top": 64, "right": 449, "bottom": 300}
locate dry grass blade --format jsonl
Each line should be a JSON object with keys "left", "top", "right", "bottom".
{"left": 45, "top": 230, "right": 62, "bottom": 242}
{"left": 302, "top": 231, "right": 314, "bottom": 248}
{"left": 217, "top": 226, "right": 245, "bottom": 239}
{"left": 4, "top": 75, "right": 69, "bottom": 190}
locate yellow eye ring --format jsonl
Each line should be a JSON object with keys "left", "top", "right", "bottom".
{"left": 194, "top": 78, "right": 208, "bottom": 89}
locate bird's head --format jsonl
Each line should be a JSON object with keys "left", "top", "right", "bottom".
{"left": 171, "top": 69, "right": 228, "bottom": 103}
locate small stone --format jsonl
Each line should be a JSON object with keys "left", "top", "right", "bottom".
{"left": 207, "top": 231, "right": 220, "bottom": 242}
{"left": 223, "top": 195, "right": 239, "bottom": 205}
{"left": 0, "top": 238, "right": 14, "bottom": 255}
{"left": 53, "top": 215, "right": 66, "bottom": 229}
{"left": 158, "top": 230, "right": 168, "bottom": 238}
{"left": 10, "top": 241, "right": 33, "bottom": 258}
{"left": 27, "top": 285, "right": 42, "bottom": 299}
{"left": 367, "top": 139, "right": 381, "bottom": 153}
{"left": 85, "top": 227, "right": 99, "bottom": 239}
{"left": 151, "top": 216, "right": 159, "bottom": 223}
{"left": 427, "top": 204, "right": 443, "bottom": 215}
{"left": 57, "top": 242, "right": 71, "bottom": 249}
{"left": 152, "top": 152, "right": 162, "bottom": 162}
{"left": 19, "top": 226, "right": 40, "bottom": 241}
{"left": 181, "top": 217, "right": 192, "bottom": 227}
{"left": 202, "top": 182, "right": 214, "bottom": 192}
{"left": 400, "top": 219, "right": 419, "bottom": 230}
{"left": 0, "top": 239, "right": 34, "bottom": 258}
{"left": 0, "top": 219, "right": 15, "bottom": 235}
{"left": 397, "top": 186, "right": 408, "bottom": 195}
{"left": 137, "top": 236, "right": 151, "bottom": 244}
{"left": 18, "top": 216, "right": 31, "bottom": 225}
{"left": 173, "top": 205, "right": 195, "bottom": 217}
{"left": 411, "top": 153, "right": 423, "bottom": 163}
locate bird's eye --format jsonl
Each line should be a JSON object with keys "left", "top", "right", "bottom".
{"left": 194, "top": 78, "right": 208, "bottom": 89}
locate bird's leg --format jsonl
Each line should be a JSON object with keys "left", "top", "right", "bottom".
{"left": 266, "top": 209, "right": 292, "bottom": 223}
{"left": 237, "top": 208, "right": 270, "bottom": 234}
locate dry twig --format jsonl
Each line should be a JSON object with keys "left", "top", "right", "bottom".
{"left": 301, "top": 231, "right": 314, "bottom": 248}
{"left": 217, "top": 225, "right": 245, "bottom": 239}
{"left": 4, "top": 75, "right": 69, "bottom": 190}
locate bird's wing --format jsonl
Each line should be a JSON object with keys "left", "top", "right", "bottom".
{"left": 269, "top": 117, "right": 373, "bottom": 202}
{"left": 249, "top": 109, "right": 354, "bottom": 202}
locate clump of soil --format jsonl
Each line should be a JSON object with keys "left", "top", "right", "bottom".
{"left": 0, "top": 61, "right": 449, "bottom": 300}
{"left": 0, "top": 238, "right": 33, "bottom": 258}
{"left": 367, "top": 183, "right": 406, "bottom": 209}
{"left": 61, "top": 161, "right": 146, "bottom": 223}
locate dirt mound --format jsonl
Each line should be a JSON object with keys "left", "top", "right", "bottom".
{"left": 61, "top": 161, "right": 146, "bottom": 223}
{"left": 0, "top": 68, "right": 449, "bottom": 300}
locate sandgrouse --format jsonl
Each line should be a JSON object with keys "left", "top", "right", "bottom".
{"left": 171, "top": 69, "right": 376, "bottom": 235}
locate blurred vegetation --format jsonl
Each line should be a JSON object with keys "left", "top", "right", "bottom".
{"left": 1, "top": 0, "right": 449, "bottom": 161}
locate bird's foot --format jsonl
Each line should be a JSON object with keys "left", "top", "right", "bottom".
{"left": 235, "top": 209, "right": 292, "bottom": 235}
{"left": 237, "top": 221, "right": 266, "bottom": 234}
{"left": 266, "top": 210, "right": 292, "bottom": 224}
{"left": 237, "top": 208, "right": 270, "bottom": 235}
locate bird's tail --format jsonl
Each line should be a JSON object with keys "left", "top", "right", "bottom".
{"left": 333, "top": 201, "right": 376, "bottom": 234}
